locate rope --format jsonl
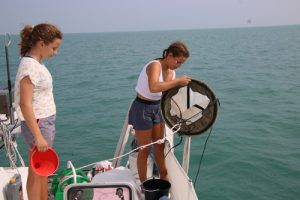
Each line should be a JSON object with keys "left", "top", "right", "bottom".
{"left": 193, "top": 127, "right": 213, "bottom": 186}
{"left": 0, "top": 119, "right": 24, "bottom": 169}
{"left": 77, "top": 123, "right": 181, "bottom": 170}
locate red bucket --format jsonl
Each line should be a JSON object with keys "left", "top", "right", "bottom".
{"left": 30, "top": 147, "right": 59, "bottom": 176}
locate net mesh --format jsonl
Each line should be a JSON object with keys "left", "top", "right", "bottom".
{"left": 161, "top": 79, "right": 219, "bottom": 136}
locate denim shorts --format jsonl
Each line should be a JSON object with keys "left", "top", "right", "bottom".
{"left": 21, "top": 114, "right": 56, "bottom": 149}
{"left": 128, "top": 97, "right": 163, "bottom": 130}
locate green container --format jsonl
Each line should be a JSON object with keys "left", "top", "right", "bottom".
{"left": 51, "top": 168, "right": 90, "bottom": 200}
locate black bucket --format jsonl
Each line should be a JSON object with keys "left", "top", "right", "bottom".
{"left": 142, "top": 178, "right": 171, "bottom": 200}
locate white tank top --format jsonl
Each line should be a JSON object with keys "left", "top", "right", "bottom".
{"left": 135, "top": 60, "right": 175, "bottom": 100}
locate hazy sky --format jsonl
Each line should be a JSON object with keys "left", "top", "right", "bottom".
{"left": 1, "top": 0, "right": 300, "bottom": 34}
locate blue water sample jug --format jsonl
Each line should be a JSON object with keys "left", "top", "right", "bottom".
{"left": 6, "top": 173, "right": 23, "bottom": 200}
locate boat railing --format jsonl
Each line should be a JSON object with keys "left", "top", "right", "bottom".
{"left": 112, "top": 106, "right": 132, "bottom": 168}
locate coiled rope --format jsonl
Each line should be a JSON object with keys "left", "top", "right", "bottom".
{"left": 0, "top": 119, "right": 25, "bottom": 168}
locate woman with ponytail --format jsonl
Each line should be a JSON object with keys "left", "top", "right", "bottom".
{"left": 128, "top": 41, "right": 191, "bottom": 184}
{"left": 14, "top": 23, "right": 62, "bottom": 200}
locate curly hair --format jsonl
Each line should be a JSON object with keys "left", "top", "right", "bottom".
{"left": 19, "top": 23, "right": 63, "bottom": 57}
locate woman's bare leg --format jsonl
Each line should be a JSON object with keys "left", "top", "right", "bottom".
{"left": 27, "top": 150, "right": 46, "bottom": 200}
{"left": 41, "top": 176, "right": 48, "bottom": 200}
{"left": 136, "top": 129, "right": 152, "bottom": 183}
{"left": 152, "top": 123, "right": 168, "bottom": 180}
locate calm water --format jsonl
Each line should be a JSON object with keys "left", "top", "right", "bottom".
{"left": 1, "top": 25, "right": 300, "bottom": 199}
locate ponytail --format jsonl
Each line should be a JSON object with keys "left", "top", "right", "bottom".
{"left": 19, "top": 23, "right": 63, "bottom": 57}
{"left": 162, "top": 41, "right": 189, "bottom": 59}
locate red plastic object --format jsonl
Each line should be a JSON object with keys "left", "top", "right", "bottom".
{"left": 30, "top": 147, "right": 59, "bottom": 176}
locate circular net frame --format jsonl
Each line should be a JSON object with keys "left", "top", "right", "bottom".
{"left": 161, "top": 79, "right": 219, "bottom": 136}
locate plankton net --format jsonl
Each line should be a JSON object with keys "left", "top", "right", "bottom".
{"left": 161, "top": 79, "right": 219, "bottom": 136}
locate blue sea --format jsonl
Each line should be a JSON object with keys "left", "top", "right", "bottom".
{"left": 1, "top": 25, "right": 299, "bottom": 199}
